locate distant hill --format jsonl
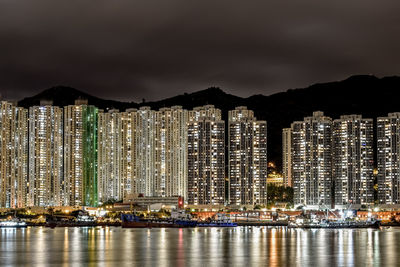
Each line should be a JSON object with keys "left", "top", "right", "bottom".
{"left": 18, "top": 75, "right": 400, "bottom": 170}
{"left": 18, "top": 86, "right": 136, "bottom": 110}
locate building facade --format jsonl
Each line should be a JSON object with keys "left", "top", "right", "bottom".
{"left": 135, "top": 106, "right": 157, "bottom": 196}
{"left": 187, "top": 105, "right": 225, "bottom": 205}
{"left": 98, "top": 109, "right": 122, "bottom": 204}
{"left": 377, "top": 113, "right": 400, "bottom": 204}
{"left": 332, "top": 115, "right": 374, "bottom": 207}
{"left": 64, "top": 100, "right": 98, "bottom": 207}
{"left": 156, "top": 106, "right": 188, "bottom": 199}
{"left": 120, "top": 108, "right": 138, "bottom": 200}
{"left": 0, "top": 102, "right": 28, "bottom": 208}
{"left": 291, "top": 111, "right": 333, "bottom": 208}
{"left": 228, "top": 106, "right": 267, "bottom": 206}
{"left": 282, "top": 128, "right": 292, "bottom": 187}
{"left": 28, "top": 104, "right": 63, "bottom": 207}
{"left": 125, "top": 106, "right": 189, "bottom": 200}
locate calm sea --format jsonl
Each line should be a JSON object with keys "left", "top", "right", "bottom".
{"left": 0, "top": 227, "right": 398, "bottom": 266}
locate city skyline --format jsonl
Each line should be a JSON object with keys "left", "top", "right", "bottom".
{"left": 1, "top": 101, "right": 273, "bottom": 208}
{"left": 2, "top": 1, "right": 399, "bottom": 266}
{"left": 5, "top": 95, "right": 400, "bottom": 210}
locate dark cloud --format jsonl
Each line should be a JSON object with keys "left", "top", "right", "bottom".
{"left": 1, "top": 0, "right": 400, "bottom": 102}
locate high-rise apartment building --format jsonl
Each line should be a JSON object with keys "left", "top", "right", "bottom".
{"left": 228, "top": 106, "right": 267, "bottom": 206}
{"left": 333, "top": 115, "right": 374, "bottom": 206}
{"left": 13, "top": 107, "right": 28, "bottom": 209}
{"left": 98, "top": 109, "right": 122, "bottom": 204}
{"left": 157, "top": 106, "right": 188, "bottom": 199}
{"left": 118, "top": 106, "right": 188, "bottom": 200}
{"left": 291, "top": 111, "right": 333, "bottom": 208}
{"left": 377, "top": 113, "right": 400, "bottom": 204}
{"left": 28, "top": 103, "right": 63, "bottom": 207}
{"left": 120, "top": 108, "right": 138, "bottom": 200}
{"left": 187, "top": 105, "right": 225, "bottom": 205}
{"left": 64, "top": 100, "right": 98, "bottom": 207}
{"left": 0, "top": 101, "right": 28, "bottom": 208}
{"left": 282, "top": 128, "right": 292, "bottom": 187}
{"left": 135, "top": 106, "right": 157, "bottom": 196}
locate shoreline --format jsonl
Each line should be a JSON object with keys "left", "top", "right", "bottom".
{"left": 4, "top": 222, "right": 399, "bottom": 228}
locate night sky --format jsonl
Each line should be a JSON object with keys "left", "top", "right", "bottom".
{"left": 1, "top": 0, "right": 400, "bottom": 102}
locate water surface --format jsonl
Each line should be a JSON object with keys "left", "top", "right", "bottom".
{"left": 0, "top": 226, "right": 398, "bottom": 266}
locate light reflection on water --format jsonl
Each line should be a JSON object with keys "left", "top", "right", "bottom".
{"left": 0, "top": 227, "right": 399, "bottom": 266}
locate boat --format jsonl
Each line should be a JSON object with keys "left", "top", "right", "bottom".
{"left": 289, "top": 204, "right": 381, "bottom": 229}
{"left": 76, "top": 212, "right": 97, "bottom": 226}
{"left": 121, "top": 211, "right": 238, "bottom": 228}
{"left": 197, "top": 213, "right": 238, "bottom": 227}
{"left": 171, "top": 210, "right": 198, "bottom": 227}
{"left": 121, "top": 213, "right": 196, "bottom": 228}
{"left": 288, "top": 217, "right": 381, "bottom": 229}
{"left": 46, "top": 211, "right": 96, "bottom": 227}
{"left": 0, "top": 218, "right": 27, "bottom": 228}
